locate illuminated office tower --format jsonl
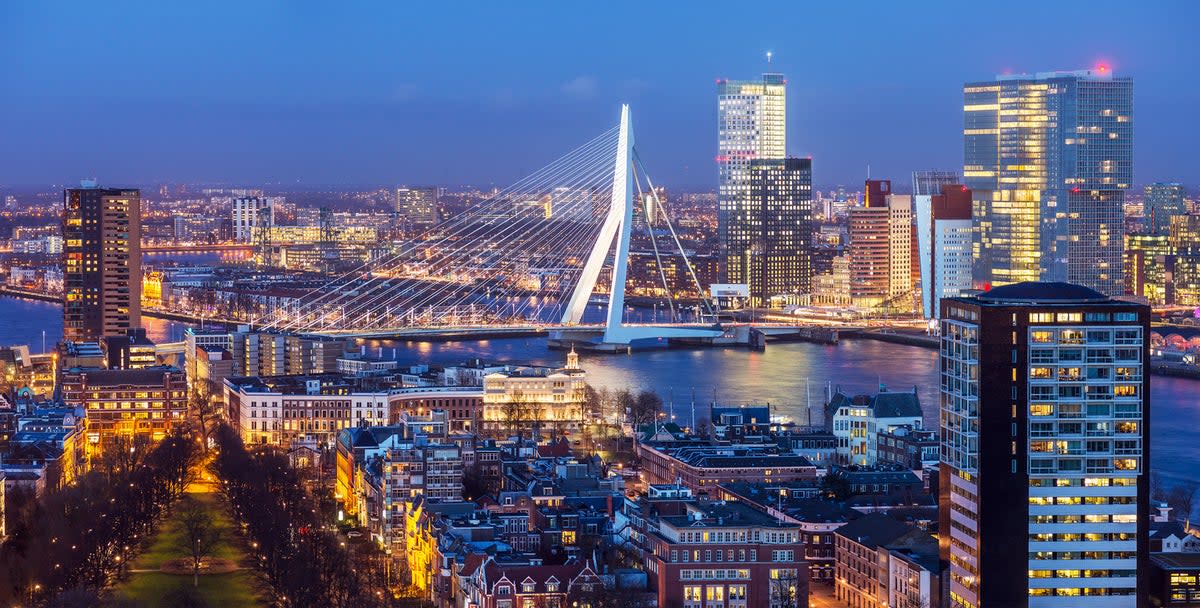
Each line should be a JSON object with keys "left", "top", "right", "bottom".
{"left": 914, "top": 183, "right": 974, "bottom": 319}
{"left": 1124, "top": 234, "right": 1172, "bottom": 305}
{"left": 232, "top": 196, "right": 275, "bottom": 243}
{"left": 717, "top": 73, "right": 786, "bottom": 288}
{"left": 63, "top": 184, "right": 141, "bottom": 342}
{"left": 940, "top": 284, "right": 1148, "bottom": 608}
{"left": 1144, "top": 183, "right": 1186, "bottom": 236}
{"left": 964, "top": 68, "right": 1133, "bottom": 295}
{"left": 848, "top": 180, "right": 913, "bottom": 311}
{"left": 395, "top": 186, "right": 439, "bottom": 230}
{"left": 732, "top": 158, "right": 813, "bottom": 304}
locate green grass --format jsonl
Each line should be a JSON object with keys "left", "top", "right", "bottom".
{"left": 108, "top": 488, "right": 265, "bottom": 607}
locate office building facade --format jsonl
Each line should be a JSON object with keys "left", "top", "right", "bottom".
{"left": 939, "top": 283, "right": 1149, "bottom": 607}
{"left": 231, "top": 196, "right": 275, "bottom": 243}
{"left": 914, "top": 184, "right": 974, "bottom": 318}
{"left": 848, "top": 180, "right": 913, "bottom": 311}
{"left": 63, "top": 186, "right": 141, "bottom": 342}
{"left": 395, "top": 187, "right": 439, "bottom": 229}
{"left": 964, "top": 69, "right": 1133, "bottom": 295}
{"left": 1144, "top": 183, "right": 1186, "bottom": 236}
{"left": 725, "top": 157, "right": 814, "bottom": 304}
{"left": 717, "top": 73, "right": 787, "bottom": 291}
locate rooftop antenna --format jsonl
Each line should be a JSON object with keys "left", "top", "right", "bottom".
{"left": 766, "top": 51, "right": 773, "bottom": 65}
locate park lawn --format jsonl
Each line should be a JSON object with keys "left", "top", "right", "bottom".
{"left": 108, "top": 488, "right": 265, "bottom": 607}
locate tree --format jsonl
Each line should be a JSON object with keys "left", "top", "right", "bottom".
{"left": 461, "top": 462, "right": 496, "bottom": 500}
{"left": 1167, "top": 481, "right": 1199, "bottom": 521}
{"left": 820, "top": 473, "right": 851, "bottom": 501}
{"left": 189, "top": 379, "right": 219, "bottom": 449}
{"left": 178, "top": 498, "right": 222, "bottom": 587}
{"left": 629, "top": 390, "right": 664, "bottom": 428}
{"left": 768, "top": 570, "right": 802, "bottom": 608}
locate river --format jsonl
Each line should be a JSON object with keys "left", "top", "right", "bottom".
{"left": 3, "top": 296, "right": 1196, "bottom": 496}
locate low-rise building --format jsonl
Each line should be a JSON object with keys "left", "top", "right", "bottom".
{"left": 636, "top": 498, "right": 810, "bottom": 608}
{"left": 834, "top": 512, "right": 939, "bottom": 608}
{"left": 719, "top": 482, "right": 858, "bottom": 583}
{"left": 825, "top": 387, "right": 923, "bottom": 465}
{"left": 636, "top": 438, "right": 818, "bottom": 493}
{"left": 60, "top": 365, "right": 187, "bottom": 451}
{"left": 481, "top": 351, "right": 586, "bottom": 439}
{"left": 1150, "top": 553, "right": 1200, "bottom": 608}
{"left": 875, "top": 426, "right": 939, "bottom": 470}
{"left": 225, "top": 374, "right": 482, "bottom": 449}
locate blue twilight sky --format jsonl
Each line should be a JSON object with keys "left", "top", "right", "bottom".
{"left": 1, "top": 1, "right": 1197, "bottom": 190}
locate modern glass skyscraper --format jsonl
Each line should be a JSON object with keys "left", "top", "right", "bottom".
{"left": 1143, "top": 182, "right": 1186, "bottom": 236}
{"left": 741, "top": 158, "right": 813, "bottom": 303}
{"left": 717, "top": 73, "right": 787, "bottom": 292}
{"left": 964, "top": 68, "right": 1133, "bottom": 295}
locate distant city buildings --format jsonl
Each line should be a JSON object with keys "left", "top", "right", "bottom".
{"left": 717, "top": 72, "right": 789, "bottom": 300}
{"left": 395, "top": 186, "right": 439, "bottom": 230}
{"left": 965, "top": 68, "right": 1133, "bottom": 295}
{"left": 63, "top": 185, "right": 142, "bottom": 342}
{"left": 231, "top": 195, "right": 276, "bottom": 243}
{"left": 1145, "top": 183, "right": 1186, "bottom": 236}
{"left": 848, "top": 179, "right": 914, "bottom": 311}
{"left": 914, "top": 183, "right": 974, "bottom": 319}
{"left": 940, "top": 282, "right": 1148, "bottom": 607}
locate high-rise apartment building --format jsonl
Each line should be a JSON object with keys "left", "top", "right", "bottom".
{"left": 717, "top": 73, "right": 787, "bottom": 290}
{"left": 964, "top": 68, "right": 1133, "bottom": 295}
{"left": 1144, "top": 183, "right": 1186, "bottom": 236}
{"left": 914, "top": 184, "right": 974, "bottom": 319}
{"left": 63, "top": 185, "right": 141, "bottom": 342}
{"left": 395, "top": 187, "right": 439, "bottom": 230}
{"left": 231, "top": 196, "right": 276, "bottom": 243}
{"left": 939, "top": 283, "right": 1148, "bottom": 608}
{"left": 848, "top": 180, "right": 913, "bottom": 311}
{"left": 723, "top": 157, "right": 814, "bottom": 304}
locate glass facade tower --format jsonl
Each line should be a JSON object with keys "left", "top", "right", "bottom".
{"left": 718, "top": 73, "right": 787, "bottom": 295}
{"left": 964, "top": 69, "right": 1133, "bottom": 295}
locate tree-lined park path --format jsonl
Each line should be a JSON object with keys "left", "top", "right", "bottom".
{"left": 107, "top": 474, "right": 266, "bottom": 607}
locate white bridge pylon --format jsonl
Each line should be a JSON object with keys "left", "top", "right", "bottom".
{"left": 562, "top": 105, "right": 723, "bottom": 345}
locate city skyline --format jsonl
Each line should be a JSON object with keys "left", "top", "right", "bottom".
{"left": 1, "top": 2, "right": 1198, "bottom": 187}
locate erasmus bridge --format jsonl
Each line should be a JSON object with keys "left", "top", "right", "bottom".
{"left": 259, "top": 105, "right": 735, "bottom": 347}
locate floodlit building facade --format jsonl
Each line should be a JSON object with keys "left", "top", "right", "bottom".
{"left": 964, "top": 68, "right": 1133, "bottom": 295}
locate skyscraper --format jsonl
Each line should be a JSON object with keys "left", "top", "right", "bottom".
{"left": 940, "top": 283, "right": 1148, "bottom": 607}
{"left": 717, "top": 73, "right": 787, "bottom": 290}
{"left": 395, "top": 186, "right": 439, "bottom": 230}
{"left": 964, "top": 68, "right": 1133, "bottom": 295}
{"left": 914, "top": 183, "right": 974, "bottom": 319}
{"left": 848, "top": 180, "right": 913, "bottom": 311}
{"left": 63, "top": 184, "right": 142, "bottom": 342}
{"left": 1144, "top": 182, "right": 1186, "bottom": 236}
{"left": 737, "top": 158, "right": 814, "bottom": 304}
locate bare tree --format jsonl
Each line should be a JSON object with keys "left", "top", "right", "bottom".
{"left": 768, "top": 570, "right": 801, "bottom": 608}
{"left": 178, "top": 498, "right": 222, "bottom": 587}
{"left": 1167, "top": 481, "right": 1199, "bottom": 521}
